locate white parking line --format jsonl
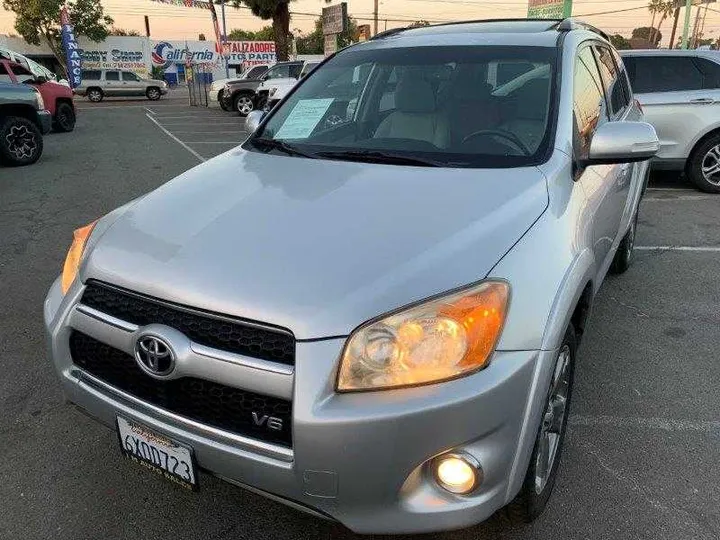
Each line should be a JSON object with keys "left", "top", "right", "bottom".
{"left": 635, "top": 245, "right": 720, "bottom": 252}
{"left": 144, "top": 107, "right": 156, "bottom": 115}
{"left": 145, "top": 113, "right": 205, "bottom": 162}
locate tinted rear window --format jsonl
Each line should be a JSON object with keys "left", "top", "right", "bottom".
{"left": 105, "top": 71, "right": 120, "bottom": 81}
{"left": 624, "top": 56, "right": 703, "bottom": 93}
{"left": 82, "top": 70, "right": 101, "bottom": 80}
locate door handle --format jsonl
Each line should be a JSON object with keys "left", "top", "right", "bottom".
{"left": 689, "top": 97, "right": 714, "bottom": 104}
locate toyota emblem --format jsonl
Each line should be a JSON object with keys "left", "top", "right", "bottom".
{"left": 134, "top": 335, "right": 175, "bottom": 376}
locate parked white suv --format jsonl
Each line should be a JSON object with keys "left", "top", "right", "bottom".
{"left": 622, "top": 49, "right": 720, "bottom": 192}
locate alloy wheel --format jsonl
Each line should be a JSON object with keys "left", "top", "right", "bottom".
{"left": 534, "top": 344, "right": 571, "bottom": 494}
{"left": 88, "top": 90, "right": 102, "bottom": 102}
{"left": 701, "top": 145, "right": 720, "bottom": 186}
{"left": 5, "top": 124, "right": 37, "bottom": 160}
{"left": 148, "top": 89, "right": 160, "bottom": 100}
{"left": 236, "top": 96, "right": 254, "bottom": 115}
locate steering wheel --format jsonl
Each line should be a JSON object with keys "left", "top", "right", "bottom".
{"left": 461, "top": 129, "right": 531, "bottom": 156}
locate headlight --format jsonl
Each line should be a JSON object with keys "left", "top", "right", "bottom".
{"left": 34, "top": 89, "right": 44, "bottom": 110}
{"left": 61, "top": 220, "right": 98, "bottom": 294}
{"left": 337, "top": 281, "right": 509, "bottom": 392}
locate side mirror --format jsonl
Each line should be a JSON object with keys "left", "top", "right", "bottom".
{"left": 586, "top": 121, "right": 659, "bottom": 165}
{"left": 246, "top": 110, "right": 265, "bottom": 133}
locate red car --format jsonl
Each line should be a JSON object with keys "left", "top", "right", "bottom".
{"left": 0, "top": 59, "right": 76, "bottom": 132}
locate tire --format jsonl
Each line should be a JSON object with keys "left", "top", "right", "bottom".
{"left": 218, "top": 91, "right": 231, "bottom": 111}
{"left": 0, "top": 116, "right": 44, "bottom": 166}
{"left": 610, "top": 211, "right": 638, "bottom": 274}
{"left": 686, "top": 133, "right": 720, "bottom": 193}
{"left": 87, "top": 88, "right": 103, "bottom": 102}
{"left": 53, "top": 102, "right": 76, "bottom": 132}
{"left": 233, "top": 93, "right": 254, "bottom": 117}
{"left": 146, "top": 87, "right": 161, "bottom": 101}
{"left": 504, "top": 324, "right": 577, "bottom": 524}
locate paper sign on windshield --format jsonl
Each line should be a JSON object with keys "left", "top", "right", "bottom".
{"left": 275, "top": 98, "right": 334, "bottom": 139}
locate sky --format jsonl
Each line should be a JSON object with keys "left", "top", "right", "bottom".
{"left": 1, "top": 0, "right": 719, "bottom": 46}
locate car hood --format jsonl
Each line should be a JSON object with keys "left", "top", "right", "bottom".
{"left": 85, "top": 149, "right": 549, "bottom": 339}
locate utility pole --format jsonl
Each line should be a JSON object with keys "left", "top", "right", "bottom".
{"left": 144, "top": 15, "right": 151, "bottom": 37}
{"left": 681, "top": 0, "right": 693, "bottom": 49}
{"left": 373, "top": 0, "right": 379, "bottom": 35}
{"left": 220, "top": 0, "right": 229, "bottom": 77}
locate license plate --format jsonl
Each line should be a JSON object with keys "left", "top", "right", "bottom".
{"left": 116, "top": 416, "right": 197, "bottom": 490}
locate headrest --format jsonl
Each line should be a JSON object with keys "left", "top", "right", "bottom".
{"left": 395, "top": 73, "right": 436, "bottom": 113}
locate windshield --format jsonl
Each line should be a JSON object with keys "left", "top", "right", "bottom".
{"left": 247, "top": 46, "right": 557, "bottom": 168}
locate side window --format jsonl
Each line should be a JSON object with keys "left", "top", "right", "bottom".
{"left": 82, "top": 70, "right": 101, "bottom": 80}
{"left": 105, "top": 71, "right": 120, "bottom": 81}
{"left": 265, "top": 65, "right": 289, "bottom": 79}
{"left": 290, "top": 64, "right": 303, "bottom": 78}
{"left": 0, "top": 63, "right": 14, "bottom": 84}
{"left": 121, "top": 72, "right": 139, "bottom": 81}
{"left": 594, "top": 45, "right": 629, "bottom": 117}
{"left": 574, "top": 48, "right": 608, "bottom": 159}
{"left": 693, "top": 57, "right": 720, "bottom": 89}
{"left": 612, "top": 50, "right": 633, "bottom": 103}
{"left": 624, "top": 56, "right": 702, "bottom": 93}
{"left": 10, "top": 64, "right": 35, "bottom": 84}
{"left": 248, "top": 66, "right": 267, "bottom": 79}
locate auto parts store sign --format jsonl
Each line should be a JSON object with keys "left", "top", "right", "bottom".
{"left": 151, "top": 41, "right": 276, "bottom": 67}
{"left": 527, "top": 0, "right": 572, "bottom": 18}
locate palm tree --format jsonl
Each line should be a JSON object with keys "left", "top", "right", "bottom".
{"left": 648, "top": 0, "right": 675, "bottom": 46}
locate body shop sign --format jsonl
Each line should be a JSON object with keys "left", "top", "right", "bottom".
{"left": 60, "top": 7, "right": 81, "bottom": 88}
{"left": 527, "top": 0, "right": 572, "bottom": 18}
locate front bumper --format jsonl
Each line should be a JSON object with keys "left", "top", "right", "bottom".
{"left": 36, "top": 110, "right": 52, "bottom": 134}
{"left": 45, "top": 277, "right": 553, "bottom": 534}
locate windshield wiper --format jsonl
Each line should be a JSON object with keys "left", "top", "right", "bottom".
{"left": 251, "top": 138, "right": 317, "bottom": 159}
{"left": 316, "top": 149, "right": 443, "bottom": 167}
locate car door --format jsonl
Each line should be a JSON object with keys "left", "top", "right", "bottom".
{"left": 103, "top": 70, "right": 121, "bottom": 96}
{"left": 622, "top": 54, "right": 720, "bottom": 163}
{"left": 573, "top": 44, "right": 625, "bottom": 275}
{"left": 121, "top": 71, "right": 142, "bottom": 96}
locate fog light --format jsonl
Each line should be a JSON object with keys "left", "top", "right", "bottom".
{"left": 433, "top": 453, "right": 481, "bottom": 494}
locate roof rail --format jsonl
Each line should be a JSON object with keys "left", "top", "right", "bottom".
{"left": 369, "top": 27, "right": 409, "bottom": 40}
{"left": 556, "top": 18, "right": 609, "bottom": 41}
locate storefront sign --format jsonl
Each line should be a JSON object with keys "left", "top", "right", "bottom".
{"left": 78, "top": 37, "right": 151, "bottom": 76}
{"left": 151, "top": 40, "right": 276, "bottom": 67}
{"left": 527, "top": 0, "right": 572, "bottom": 18}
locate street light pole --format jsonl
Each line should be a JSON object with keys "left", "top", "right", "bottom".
{"left": 221, "top": 0, "right": 229, "bottom": 77}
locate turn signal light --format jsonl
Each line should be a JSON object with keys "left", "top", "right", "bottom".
{"left": 61, "top": 220, "right": 97, "bottom": 294}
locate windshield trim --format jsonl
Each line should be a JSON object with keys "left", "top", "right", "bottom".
{"left": 244, "top": 45, "right": 561, "bottom": 169}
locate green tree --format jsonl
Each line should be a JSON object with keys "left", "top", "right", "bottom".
{"left": 227, "top": 25, "right": 275, "bottom": 41}
{"left": 609, "top": 33, "right": 631, "bottom": 50}
{"left": 110, "top": 27, "right": 141, "bottom": 36}
{"left": 3, "top": 0, "right": 113, "bottom": 73}
{"left": 219, "top": 1, "right": 294, "bottom": 61}
{"left": 632, "top": 26, "right": 662, "bottom": 45}
{"left": 199, "top": 33, "right": 207, "bottom": 40}
{"left": 647, "top": 0, "right": 674, "bottom": 45}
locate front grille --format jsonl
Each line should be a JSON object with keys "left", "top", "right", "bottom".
{"left": 81, "top": 281, "right": 295, "bottom": 366}
{"left": 70, "top": 331, "right": 293, "bottom": 448}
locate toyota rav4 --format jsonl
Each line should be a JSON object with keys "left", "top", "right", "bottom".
{"left": 45, "top": 19, "right": 658, "bottom": 534}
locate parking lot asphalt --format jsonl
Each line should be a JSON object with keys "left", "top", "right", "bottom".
{"left": 1, "top": 98, "right": 719, "bottom": 540}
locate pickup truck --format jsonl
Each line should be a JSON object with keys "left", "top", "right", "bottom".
{"left": 0, "top": 81, "right": 52, "bottom": 166}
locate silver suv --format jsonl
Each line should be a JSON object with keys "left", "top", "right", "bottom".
{"left": 74, "top": 69, "right": 168, "bottom": 102}
{"left": 622, "top": 49, "right": 720, "bottom": 192}
{"left": 45, "top": 19, "right": 658, "bottom": 534}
